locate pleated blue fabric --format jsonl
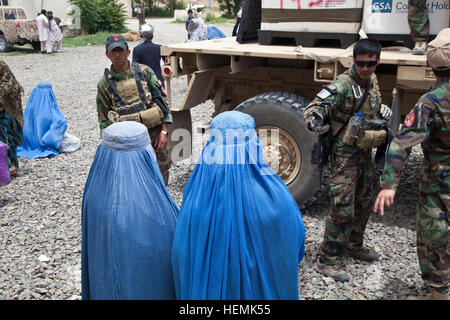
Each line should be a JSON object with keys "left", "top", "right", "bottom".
{"left": 172, "top": 111, "right": 305, "bottom": 300}
{"left": 17, "top": 82, "right": 67, "bottom": 158}
{"left": 207, "top": 25, "right": 226, "bottom": 39}
{"left": 81, "top": 121, "right": 179, "bottom": 300}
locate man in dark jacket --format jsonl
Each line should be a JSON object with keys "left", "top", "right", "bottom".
{"left": 132, "top": 24, "right": 165, "bottom": 88}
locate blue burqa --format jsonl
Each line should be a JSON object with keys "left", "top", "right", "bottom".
{"left": 172, "top": 111, "right": 305, "bottom": 300}
{"left": 207, "top": 25, "right": 226, "bottom": 39}
{"left": 81, "top": 121, "right": 179, "bottom": 300}
{"left": 17, "top": 82, "right": 67, "bottom": 158}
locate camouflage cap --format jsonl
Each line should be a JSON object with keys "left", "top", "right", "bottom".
{"left": 106, "top": 34, "right": 128, "bottom": 51}
{"left": 427, "top": 28, "right": 450, "bottom": 71}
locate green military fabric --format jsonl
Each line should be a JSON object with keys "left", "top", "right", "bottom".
{"left": 96, "top": 61, "right": 173, "bottom": 185}
{"left": 408, "top": 0, "right": 429, "bottom": 42}
{"left": 149, "top": 125, "right": 171, "bottom": 185}
{"left": 381, "top": 76, "right": 450, "bottom": 294}
{"left": 304, "top": 66, "right": 382, "bottom": 266}
{"left": 96, "top": 62, "right": 172, "bottom": 130}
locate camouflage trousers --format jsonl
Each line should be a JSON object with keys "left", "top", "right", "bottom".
{"left": 319, "top": 148, "right": 373, "bottom": 265}
{"left": 416, "top": 189, "right": 450, "bottom": 294}
{"left": 408, "top": 0, "right": 429, "bottom": 41}
{"left": 149, "top": 125, "right": 171, "bottom": 186}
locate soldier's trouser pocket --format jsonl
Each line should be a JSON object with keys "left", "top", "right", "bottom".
{"left": 139, "top": 106, "right": 163, "bottom": 129}
{"left": 416, "top": 192, "right": 450, "bottom": 291}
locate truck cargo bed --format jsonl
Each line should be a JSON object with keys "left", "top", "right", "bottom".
{"left": 161, "top": 36, "right": 427, "bottom": 67}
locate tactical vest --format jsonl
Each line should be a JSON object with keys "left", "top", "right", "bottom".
{"left": 329, "top": 72, "right": 387, "bottom": 149}
{"left": 103, "top": 63, "right": 165, "bottom": 129}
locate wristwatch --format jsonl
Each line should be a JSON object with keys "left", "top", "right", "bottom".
{"left": 161, "top": 130, "right": 168, "bottom": 136}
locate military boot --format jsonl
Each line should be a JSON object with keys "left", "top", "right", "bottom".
{"left": 406, "top": 289, "right": 449, "bottom": 300}
{"left": 345, "top": 247, "right": 380, "bottom": 262}
{"left": 412, "top": 41, "right": 427, "bottom": 55}
{"left": 315, "top": 259, "right": 350, "bottom": 282}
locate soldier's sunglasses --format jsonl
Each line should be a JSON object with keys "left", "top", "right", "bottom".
{"left": 354, "top": 60, "right": 378, "bottom": 68}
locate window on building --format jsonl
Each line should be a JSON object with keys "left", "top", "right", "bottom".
{"left": 1, "top": 0, "right": 9, "bottom": 6}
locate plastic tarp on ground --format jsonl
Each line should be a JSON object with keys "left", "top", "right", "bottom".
{"left": 207, "top": 25, "right": 226, "bottom": 39}
{"left": 17, "top": 82, "right": 67, "bottom": 158}
{"left": 81, "top": 121, "right": 179, "bottom": 300}
{"left": 171, "top": 111, "right": 306, "bottom": 300}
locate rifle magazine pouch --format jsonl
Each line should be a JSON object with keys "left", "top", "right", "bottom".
{"left": 139, "top": 106, "right": 163, "bottom": 129}
{"left": 119, "top": 113, "right": 141, "bottom": 123}
{"left": 356, "top": 129, "right": 387, "bottom": 149}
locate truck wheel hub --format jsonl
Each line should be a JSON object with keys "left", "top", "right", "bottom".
{"left": 257, "top": 126, "right": 301, "bottom": 185}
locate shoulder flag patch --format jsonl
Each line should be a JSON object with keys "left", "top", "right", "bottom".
{"left": 404, "top": 112, "right": 415, "bottom": 128}
{"left": 317, "top": 89, "right": 331, "bottom": 100}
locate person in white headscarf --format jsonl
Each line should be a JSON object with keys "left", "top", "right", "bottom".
{"left": 187, "top": 18, "right": 208, "bottom": 42}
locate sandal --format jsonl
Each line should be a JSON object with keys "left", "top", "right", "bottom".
{"left": 10, "top": 168, "right": 32, "bottom": 178}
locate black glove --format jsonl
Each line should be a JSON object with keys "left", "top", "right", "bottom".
{"left": 307, "top": 111, "right": 329, "bottom": 135}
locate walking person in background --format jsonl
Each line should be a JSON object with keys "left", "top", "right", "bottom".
{"left": 47, "top": 11, "right": 64, "bottom": 53}
{"left": 36, "top": 9, "right": 49, "bottom": 54}
{"left": 133, "top": 24, "right": 165, "bottom": 88}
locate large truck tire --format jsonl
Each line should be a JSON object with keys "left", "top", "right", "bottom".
{"left": 0, "top": 34, "right": 12, "bottom": 53}
{"left": 236, "top": 0, "right": 261, "bottom": 43}
{"left": 235, "top": 92, "right": 323, "bottom": 208}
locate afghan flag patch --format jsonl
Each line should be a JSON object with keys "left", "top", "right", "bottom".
{"left": 404, "top": 112, "right": 415, "bottom": 128}
{"left": 317, "top": 89, "right": 331, "bottom": 100}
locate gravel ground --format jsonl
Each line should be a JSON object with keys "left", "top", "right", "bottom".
{"left": 0, "top": 18, "right": 427, "bottom": 300}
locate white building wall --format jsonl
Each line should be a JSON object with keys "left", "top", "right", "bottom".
{"left": 118, "top": 0, "right": 132, "bottom": 18}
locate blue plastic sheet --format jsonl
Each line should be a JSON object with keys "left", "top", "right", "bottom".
{"left": 17, "top": 82, "right": 67, "bottom": 158}
{"left": 171, "top": 111, "right": 305, "bottom": 300}
{"left": 81, "top": 121, "right": 179, "bottom": 300}
{"left": 207, "top": 25, "right": 226, "bottom": 39}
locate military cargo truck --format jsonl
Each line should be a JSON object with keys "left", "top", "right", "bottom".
{"left": 0, "top": 6, "right": 39, "bottom": 52}
{"left": 160, "top": 25, "right": 437, "bottom": 207}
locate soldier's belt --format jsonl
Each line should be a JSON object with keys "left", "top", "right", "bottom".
{"left": 116, "top": 101, "right": 147, "bottom": 115}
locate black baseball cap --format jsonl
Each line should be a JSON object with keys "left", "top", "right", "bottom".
{"left": 106, "top": 34, "right": 128, "bottom": 51}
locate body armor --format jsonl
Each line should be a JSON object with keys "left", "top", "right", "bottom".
{"left": 103, "top": 63, "right": 166, "bottom": 129}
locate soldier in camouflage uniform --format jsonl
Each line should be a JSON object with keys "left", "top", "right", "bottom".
{"left": 408, "top": 0, "right": 429, "bottom": 55}
{"left": 96, "top": 34, "right": 172, "bottom": 185}
{"left": 304, "top": 39, "right": 393, "bottom": 282}
{"left": 374, "top": 28, "right": 450, "bottom": 300}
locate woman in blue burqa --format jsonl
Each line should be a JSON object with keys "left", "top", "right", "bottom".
{"left": 17, "top": 82, "right": 67, "bottom": 158}
{"left": 172, "top": 111, "right": 305, "bottom": 300}
{"left": 81, "top": 121, "right": 178, "bottom": 299}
